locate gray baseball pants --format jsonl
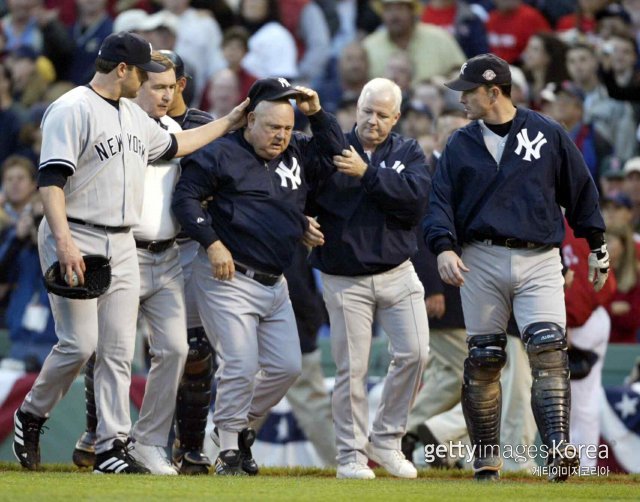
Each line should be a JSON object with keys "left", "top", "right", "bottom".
{"left": 459, "top": 242, "right": 566, "bottom": 334}
{"left": 191, "top": 250, "right": 301, "bottom": 434}
{"left": 321, "top": 260, "right": 430, "bottom": 465}
{"left": 24, "top": 220, "right": 140, "bottom": 453}
{"left": 130, "top": 244, "right": 189, "bottom": 446}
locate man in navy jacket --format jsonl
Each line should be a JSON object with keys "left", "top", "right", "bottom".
{"left": 172, "top": 78, "right": 345, "bottom": 475}
{"left": 423, "top": 54, "right": 609, "bottom": 482}
{"left": 310, "top": 77, "right": 430, "bottom": 480}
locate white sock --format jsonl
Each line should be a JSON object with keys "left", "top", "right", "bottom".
{"left": 219, "top": 430, "right": 239, "bottom": 452}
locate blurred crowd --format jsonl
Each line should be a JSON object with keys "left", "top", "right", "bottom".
{"left": 1, "top": 0, "right": 640, "bottom": 372}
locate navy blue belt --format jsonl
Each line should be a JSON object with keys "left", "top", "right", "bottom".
{"left": 67, "top": 217, "right": 130, "bottom": 233}
{"left": 479, "top": 236, "right": 544, "bottom": 249}
{"left": 135, "top": 238, "right": 176, "bottom": 253}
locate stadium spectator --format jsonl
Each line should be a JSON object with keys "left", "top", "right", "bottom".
{"left": 543, "top": 80, "right": 613, "bottom": 186}
{"left": 157, "top": 0, "right": 226, "bottom": 106}
{"left": 362, "top": 0, "right": 465, "bottom": 84}
{"left": 66, "top": 0, "right": 113, "bottom": 85}
{"left": 606, "top": 223, "right": 640, "bottom": 343}
{"left": 1, "top": 0, "right": 73, "bottom": 79}
{"left": 383, "top": 50, "right": 413, "bottom": 99}
{"left": 555, "top": 0, "right": 608, "bottom": 42}
{"left": 315, "top": 40, "right": 369, "bottom": 114}
{"left": 0, "top": 61, "right": 25, "bottom": 165}
{"left": 622, "top": 157, "right": 640, "bottom": 232}
{"left": 0, "top": 155, "right": 56, "bottom": 370}
{"left": 219, "top": 26, "right": 257, "bottom": 100}
{"left": 420, "top": 0, "right": 489, "bottom": 58}
{"left": 566, "top": 43, "right": 638, "bottom": 163}
{"left": 277, "top": 0, "right": 332, "bottom": 83}
{"left": 485, "top": 0, "right": 550, "bottom": 64}
{"left": 236, "top": 0, "right": 298, "bottom": 79}
{"left": 205, "top": 68, "right": 241, "bottom": 119}
{"left": 521, "top": 32, "right": 570, "bottom": 109}
{"left": 5, "top": 45, "right": 53, "bottom": 107}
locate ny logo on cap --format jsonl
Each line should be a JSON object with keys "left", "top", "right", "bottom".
{"left": 460, "top": 63, "right": 468, "bottom": 75}
{"left": 277, "top": 77, "right": 291, "bottom": 88}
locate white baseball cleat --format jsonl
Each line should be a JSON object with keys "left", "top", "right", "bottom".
{"left": 367, "top": 444, "right": 418, "bottom": 479}
{"left": 128, "top": 442, "right": 178, "bottom": 475}
{"left": 336, "top": 462, "right": 376, "bottom": 479}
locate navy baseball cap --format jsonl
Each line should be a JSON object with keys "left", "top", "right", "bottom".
{"left": 158, "top": 50, "right": 190, "bottom": 80}
{"left": 98, "top": 31, "right": 165, "bottom": 72}
{"left": 445, "top": 53, "right": 511, "bottom": 92}
{"left": 247, "top": 77, "right": 301, "bottom": 112}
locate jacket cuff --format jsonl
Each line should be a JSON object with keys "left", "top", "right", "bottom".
{"left": 586, "top": 232, "right": 605, "bottom": 250}
{"left": 433, "top": 236, "right": 455, "bottom": 255}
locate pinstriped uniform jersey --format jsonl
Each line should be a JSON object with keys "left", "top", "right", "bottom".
{"left": 38, "top": 86, "right": 172, "bottom": 227}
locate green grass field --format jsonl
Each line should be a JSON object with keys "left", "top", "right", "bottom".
{"left": 0, "top": 464, "right": 638, "bottom": 501}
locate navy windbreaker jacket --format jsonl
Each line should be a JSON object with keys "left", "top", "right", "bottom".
{"left": 172, "top": 110, "right": 346, "bottom": 275}
{"left": 424, "top": 107, "right": 605, "bottom": 254}
{"left": 310, "top": 127, "right": 431, "bottom": 276}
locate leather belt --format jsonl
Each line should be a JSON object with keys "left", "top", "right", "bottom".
{"left": 135, "top": 238, "right": 176, "bottom": 253}
{"left": 234, "top": 262, "right": 281, "bottom": 287}
{"left": 479, "top": 236, "right": 544, "bottom": 249}
{"left": 67, "top": 217, "right": 130, "bottom": 233}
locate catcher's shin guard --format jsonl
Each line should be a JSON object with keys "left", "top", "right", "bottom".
{"left": 83, "top": 353, "right": 98, "bottom": 433}
{"left": 174, "top": 327, "right": 214, "bottom": 472}
{"left": 462, "top": 333, "right": 507, "bottom": 478}
{"left": 524, "top": 322, "right": 578, "bottom": 481}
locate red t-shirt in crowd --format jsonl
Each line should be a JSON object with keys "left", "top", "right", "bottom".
{"left": 562, "top": 221, "right": 617, "bottom": 328}
{"left": 555, "top": 14, "right": 597, "bottom": 34}
{"left": 421, "top": 5, "right": 457, "bottom": 33}
{"left": 486, "top": 4, "right": 551, "bottom": 63}
{"left": 607, "top": 279, "right": 640, "bottom": 343}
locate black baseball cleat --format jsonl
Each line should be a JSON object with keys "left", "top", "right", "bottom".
{"left": 547, "top": 443, "right": 580, "bottom": 482}
{"left": 173, "top": 448, "right": 211, "bottom": 475}
{"left": 72, "top": 431, "right": 97, "bottom": 468}
{"left": 238, "top": 428, "right": 259, "bottom": 476}
{"left": 472, "top": 457, "right": 502, "bottom": 482}
{"left": 93, "top": 439, "right": 151, "bottom": 474}
{"left": 13, "top": 409, "right": 47, "bottom": 471}
{"left": 215, "top": 449, "right": 247, "bottom": 476}
{"left": 212, "top": 427, "right": 259, "bottom": 475}
{"left": 474, "top": 470, "right": 500, "bottom": 481}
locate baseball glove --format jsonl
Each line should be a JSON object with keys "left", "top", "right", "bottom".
{"left": 43, "top": 254, "right": 111, "bottom": 299}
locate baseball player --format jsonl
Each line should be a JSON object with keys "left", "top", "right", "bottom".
{"left": 12, "top": 31, "right": 247, "bottom": 474}
{"left": 171, "top": 77, "right": 346, "bottom": 475}
{"left": 562, "top": 220, "right": 616, "bottom": 468}
{"left": 423, "top": 53, "right": 609, "bottom": 482}
{"left": 70, "top": 50, "right": 218, "bottom": 475}
{"left": 309, "top": 78, "right": 430, "bottom": 479}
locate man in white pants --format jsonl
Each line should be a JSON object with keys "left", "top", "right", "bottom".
{"left": 125, "top": 52, "right": 189, "bottom": 475}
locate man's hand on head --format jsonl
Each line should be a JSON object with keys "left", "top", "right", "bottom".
{"left": 294, "top": 86, "right": 321, "bottom": 116}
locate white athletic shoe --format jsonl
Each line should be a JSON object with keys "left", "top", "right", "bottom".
{"left": 367, "top": 445, "right": 417, "bottom": 479}
{"left": 336, "top": 462, "right": 376, "bottom": 479}
{"left": 128, "top": 442, "right": 178, "bottom": 475}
